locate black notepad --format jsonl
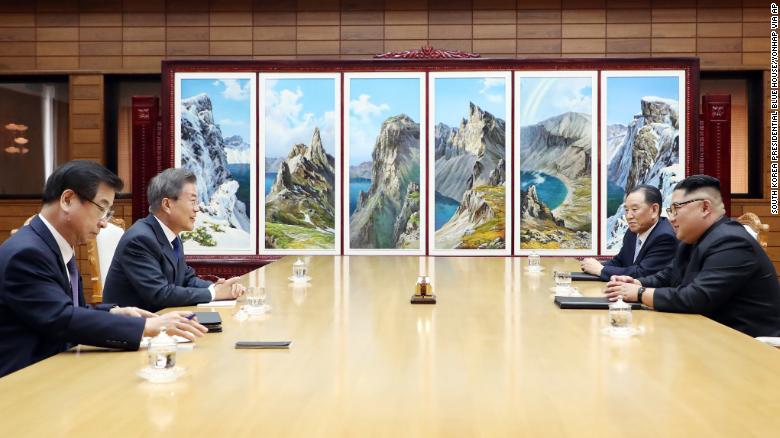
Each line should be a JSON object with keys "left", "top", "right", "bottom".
{"left": 554, "top": 296, "right": 643, "bottom": 310}
{"left": 570, "top": 272, "right": 605, "bottom": 282}
{"left": 193, "top": 311, "right": 222, "bottom": 332}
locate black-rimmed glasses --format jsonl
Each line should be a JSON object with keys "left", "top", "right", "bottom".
{"left": 666, "top": 199, "right": 705, "bottom": 217}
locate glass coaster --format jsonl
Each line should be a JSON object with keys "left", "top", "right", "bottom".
{"left": 601, "top": 325, "right": 643, "bottom": 338}
{"left": 549, "top": 286, "right": 581, "bottom": 297}
{"left": 140, "top": 335, "right": 191, "bottom": 348}
{"left": 242, "top": 304, "right": 271, "bottom": 315}
{"left": 137, "top": 366, "right": 185, "bottom": 383}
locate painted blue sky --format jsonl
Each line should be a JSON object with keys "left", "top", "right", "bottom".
{"left": 264, "top": 78, "right": 336, "bottom": 158}
{"left": 435, "top": 77, "right": 506, "bottom": 127}
{"left": 607, "top": 76, "right": 679, "bottom": 126}
{"left": 349, "top": 77, "right": 421, "bottom": 166}
{"left": 182, "top": 78, "right": 251, "bottom": 142}
{"left": 518, "top": 77, "right": 592, "bottom": 126}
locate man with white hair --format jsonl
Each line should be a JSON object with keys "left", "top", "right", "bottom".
{"left": 605, "top": 175, "right": 780, "bottom": 337}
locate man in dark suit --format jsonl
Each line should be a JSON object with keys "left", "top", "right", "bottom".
{"left": 606, "top": 175, "right": 780, "bottom": 337}
{"left": 104, "top": 168, "right": 243, "bottom": 312}
{"left": 0, "top": 161, "right": 206, "bottom": 378}
{"left": 581, "top": 185, "right": 677, "bottom": 280}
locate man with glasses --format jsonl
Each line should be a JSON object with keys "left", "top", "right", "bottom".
{"left": 104, "top": 168, "right": 244, "bottom": 312}
{"left": 581, "top": 185, "right": 677, "bottom": 280}
{"left": 605, "top": 175, "right": 780, "bottom": 337}
{"left": 0, "top": 161, "right": 207, "bottom": 378}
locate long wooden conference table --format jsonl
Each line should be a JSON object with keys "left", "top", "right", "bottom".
{"left": 1, "top": 256, "right": 779, "bottom": 436}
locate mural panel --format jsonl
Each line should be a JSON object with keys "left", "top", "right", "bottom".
{"left": 515, "top": 71, "right": 598, "bottom": 255}
{"left": 344, "top": 73, "right": 426, "bottom": 254}
{"left": 428, "top": 72, "right": 512, "bottom": 255}
{"left": 174, "top": 72, "right": 257, "bottom": 255}
{"left": 601, "top": 71, "right": 686, "bottom": 255}
{"left": 259, "top": 73, "right": 341, "bottom": 254}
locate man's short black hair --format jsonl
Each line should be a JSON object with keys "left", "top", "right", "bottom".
{"left": 42, "top": 160, "right": 124, "bottom": 204}
{"left": 627, "top": 184, "right": 663, "bottom": 207}
{"left": 673, "top": 174, "right": 721, "bottom": 194}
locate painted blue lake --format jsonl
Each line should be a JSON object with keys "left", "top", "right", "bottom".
{"left": 519, "top": 171, "right": 567, "bottom": 210}
{"left": 227, "top": 163, "right": 250, "bottom": 208}
{"left": 435, "top": 192, "right": 460, "bottom": 230}
{"left": 264, "top": 172, "right": 276, "bottom": 195}
{"left": 349, "top": 177, "right": 372, "bottom": 215}
{"left": 607, "top": 180, "right": 625, "bottom": 217}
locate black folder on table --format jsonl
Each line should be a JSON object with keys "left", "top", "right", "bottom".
{"left": 194, "top": 312, "right": 223, "bottom": 332}
{"left": 570, "top": 272, "right": 605, "bottom": 282}
{"left": 554, "top": 296, "right": 643, "bottom": 310}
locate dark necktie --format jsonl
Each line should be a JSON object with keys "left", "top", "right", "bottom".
{"left": 171, "top": 237, "right": 183, "bottom": 264}
{"left": 66, "top": 256, "right": 79, "bottom": 306}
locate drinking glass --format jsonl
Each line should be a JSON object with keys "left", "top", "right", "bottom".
{"left": 553, "top": 270, "right": 572, "bottom": 291}
{"left": 527, "top": 252, "right": 541, "bottom": 272}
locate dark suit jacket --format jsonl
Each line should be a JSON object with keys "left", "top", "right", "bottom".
{"left": 103, "top": 215, "right": 213, "bottom": 312}
{"left": 638, "top": 217, "right": 780, "bottom": 337}
{"left": 600, "top": 217, "right": 677, "bottom": 280}
{"left": 0, "top": 216, "right": 144, "bottom": 378}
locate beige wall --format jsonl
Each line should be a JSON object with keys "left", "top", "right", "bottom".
{"left": 0, "top": 0, "right": 776, "bottom": 285}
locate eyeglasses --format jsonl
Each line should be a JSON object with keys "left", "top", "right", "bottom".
{"left": 665, "top": 199, "right": 705, "bottom": 217}
{"left": 170, "top": 196, "right": 199, "bottom": 208}
{"left": 76, "top": 193, "right": 114, "bottom": 222}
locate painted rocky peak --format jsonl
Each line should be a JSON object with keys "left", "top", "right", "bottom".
{"left": 350, "top": 114, "right": 420, "bottom": 249}
{"left": 266, "top": 127, "right": 336, "bottom": 232}
{"left": 435, "top": 102, "right": 506, "bottom": 201}
{"left": 180, "top": 93, "right": 249, "bottom": 232}
{"left": 520, "top": 184, "right": 563, "bottom": 226}
{"left": 608, "top": 96, "right": 679, "bottom": 190}
{"left": 224, "top": 134, "right": 249, "bottom": 149}
{"left": 520, "top": 112, "right": 592, "bottom": 180}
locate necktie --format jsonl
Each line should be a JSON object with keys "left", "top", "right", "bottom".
{"left": 633, "top": 238, "right": 643, "bottom": 263}
{"left": 66, "top": 256, "right": 79, "bottom": 306}
{"left": 171, "top": 237, "right": 183, "bottom": 264}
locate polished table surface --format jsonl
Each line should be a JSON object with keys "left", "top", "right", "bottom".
{"left": 1, "top": 256, "right": 779, "bottom": 437}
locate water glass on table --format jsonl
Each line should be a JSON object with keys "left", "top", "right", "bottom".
{"left": 553, "top": 270, "right": 572, "bottom": 293}
{"left": 245, "top": 286, "right": 267, "bottom": 314}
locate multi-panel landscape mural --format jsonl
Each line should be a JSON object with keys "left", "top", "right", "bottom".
{"left": 601, "top": 71, "right": 685, "bottom": 255}
{"left": 428, "top": 72, "right": 512, "bottom": 255}
{"left": 515, "top": 72, "right": 598, "bottom": 255}
{"left": 169, "top": 68, "right": 690, "bottom": 257}
{"left": 344, "top": 73, "right": 426, "bottom": 254}
{"left": 174, "top": 73, "right": 257, "bottom": 255}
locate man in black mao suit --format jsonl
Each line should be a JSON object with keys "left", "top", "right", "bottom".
{"left": 581, "top": 185, "right": 677, "bottom": 280}
{"left": 104, "top": 168, "right": 243, "bottom": 312}
{"left": 0, "top": 161, "right": 206, "bottom": 378}
{"left": 606, "top": 175, "right": 780, "bottom": 337}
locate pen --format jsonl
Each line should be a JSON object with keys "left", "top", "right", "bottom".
{"left": 186, "top": 313, "right": 196, "bottom": 320}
